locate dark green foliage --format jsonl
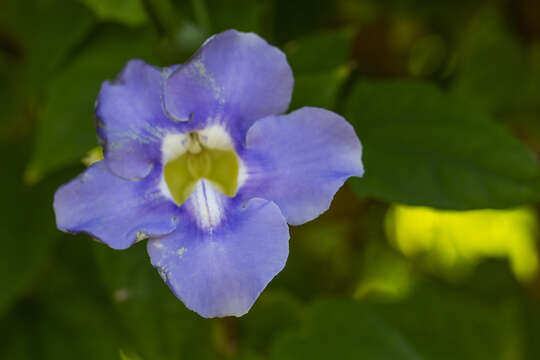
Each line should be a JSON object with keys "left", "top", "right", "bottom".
{"left": 346, "top": 80, "right": 540, "bottom": 209}
{"left": 270, "top": 299, "right": 422, "bottom": 360}
{"left": 28, "top": 25, "right": 160, "bottom": 182}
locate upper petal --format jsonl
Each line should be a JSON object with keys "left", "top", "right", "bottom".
{"left": 240, "top": 107, "right": 364, "bottom": 225}
{"left": 164, "top": 30, "right": 293, "bottom": 145}
{"left": 96, "top": 59, "right": 182, "bottom": 180}
{"left": 147, "top": 181, "right": 289, "bottom": 318}
{"left": 54, "top": 161, "right": 179, "bottom": 249}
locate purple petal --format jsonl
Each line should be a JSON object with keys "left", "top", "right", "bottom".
{"left": 54, "top": 161, "right": 179, "bottom": 250}
{"left": 240, "top": 107, "right": 363, "bottom": 225}
{"left": 96, "top": 59, "right": 182, "bottom": 180}
{"left": 164, "top": 30, "right": 293, "bottom": 145}
{"left": 147, "top": 181, "right": 289, "bottom": 318}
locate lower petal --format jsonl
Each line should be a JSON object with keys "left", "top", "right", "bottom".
{"left": 54, "top": 161, "right": 179, "bottom": 249}
{"left": 147, "top": 190, "right": 290, "bottom": 318}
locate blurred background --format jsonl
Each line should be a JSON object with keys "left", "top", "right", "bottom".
{"left": 1, "top": 0, "right": 540, "bottom": 359}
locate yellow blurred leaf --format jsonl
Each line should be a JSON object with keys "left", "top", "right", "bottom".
{"left": 386, "top": 205, "right": 539, "bottom": 282}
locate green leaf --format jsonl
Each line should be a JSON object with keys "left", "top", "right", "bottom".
{"left": 80, "top": 0, "right": 148, "bottom": 26}
{"left": 373, "top": 280, "right": 525, "bottom": 360}
{"left": 0, "top": 0, "right": 99, "bottom": 314}
{"left": 0, "top": 59, "right": 31, "bottom": 140}
{"left": 119, "top": 350, "right": 143, "bottom": 360}
{"left": 346, "top": 80, "right": 540, "bottom": 209}
{"left": 0, "top": 239, "right": 123, "bottom": 360}
{"left": 354, "top": 241, "right": 415, "bottom": 301}
{"left": 93, "top": 242, "right": 218, "bottom": 359}
{"left": 238, "top": 290, "right": 303, "bottom": 353}
{"left": 286, "top": 28, "right": 354, "bottom": 111}
{"left": 0, "top": 0, "right": 96, "bottom": 140}
{"left": 271, "top": 217, "right": 357, "bottom": 300}
{"left": 285, "top": 28, "right": 354, "bottom": 73}
{"left": 26, "top": 25, "right": 159, "bottom": 183}
{"left": 289, "top": 68, "right": 349, "bottom": 111}
{"left": 0, "top": 300, "right": 118, "bottom": 360}
{"left": 0, "top": 0, "right": 96, "bottom": 88}
{"left": 268, "top": 276, "right": 526, "bottom": 360}
{"left": 273, "top": 0, "right": 339, "bottom": 44}
{"left": 269, "top": 298, "right": 422, "bottom": 360}
{"left": 204, "top": 0, "right": 267, "bottom": 34}
{"left": 0, "top": 140, "right": 67, "bottom": 316}
{"left": 452, "top": 8, "right": 537, "bottom": 116}
{"left": 522, "top": 295, "right": 540, "bottom": 359}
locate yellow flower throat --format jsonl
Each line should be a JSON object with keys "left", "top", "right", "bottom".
{"left": 163, "top": 132, "right": 239, "bottom": 205}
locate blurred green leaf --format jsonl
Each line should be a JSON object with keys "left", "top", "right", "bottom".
{"left": 93, "top": 242, "right": 217, "bottom": 359}
{"left": 346, "top": 80, "right": 540, "bottom": 209}
{"left": 235, "top": 351, "right": 264, "bottom": 360}
{"left": 456, "top": 260, "right": 523, "bottom": 303}
{"left": 451, "top": 8, "right": 537, "bottom": 117}
{"left": 286, "top": 28, "right": 354, "bottom": 111}
{"left": 386, "top": 205, "right": 539, "bottom": 283}
{"left": 0, "top": 59, "right": 31, "bottom": 140}
{"left": 286, "top": 28, "right": 354, "bottom": 73}
{"left": 355, "top": 241, "right": 414, "bottom": 301}
{"left": 81, "top": 0, "right": 148, "bottom": 26}
{"left": 238, "top": 290, "right": 303, "bottom": 353}
{"left": 438, "top": 260, "right": 539, "bottom": 359}
{"left": 146, "top": 0, "right": 183, "bottom": 36}
{"left": 119, "top": 350, "right": 143, "bottom": 360}
{"left": 0, "top": 0, "right": 96, "bottom": 139}
{"left": 269, "top": 276, "right": 527, "bottom": 360}
{"left": 0, "top": 239, "right": 122, "bottom": 360}
{"left": 27, "top": 25, "right": 159, "bottom": 183}
{"left": 0, "top": 0, "right": 96, "bottom": 86}
{"left": 271, "top": 217, "right": 358, "bottom": 300}
{"left": 407, "top": 35, "right": 446, "bottom": 77}
{"left": 204, "top": 0, "right": 267, "bottom": 35}
{"left": 269, "top": 298, "right": 422, "bottom": 360}
{"left": 0, "top": 0, "right": 100, "bottom": 317}
{"left": 373, "top": 279, "right": 525, "bottom": 360}
{"left": 377, "top": 0, "right": 477, "bottom": 31}
{"left": 522, "top": 295, "right": 540, "bottom": 359}
{"left": 0, "top": 302, "right": 112, "bottom": 360}
{"left": 0, "top": 140, "right": 68, "bottom": 316}
{"left": 290, "top": 68, "right": 349, "bottom": 111}
{"left": 273, "top": 0, "right": 338, "bottom": 44}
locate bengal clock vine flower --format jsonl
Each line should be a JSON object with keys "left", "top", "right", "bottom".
{"left": 54, "top": 30, "right": 364, "bottom": 318}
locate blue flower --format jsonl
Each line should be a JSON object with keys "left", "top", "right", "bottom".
{"left": 54, "top": 30, "right": 363, "bottom": 318}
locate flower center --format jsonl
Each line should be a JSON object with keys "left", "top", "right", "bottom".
{"left": 163, "top": 131, "right": 239, "bottom": 205}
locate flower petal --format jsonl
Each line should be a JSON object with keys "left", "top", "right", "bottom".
{"left": 240, "top": 107, "right": 364, "bottom": 225}
{"left": 96, "top": 59, "right": 182, "bottom": 180}
{"left": 147, "top": 181, "right": 289, "bottom": 318}
{"left": 164, "top": 30, "right": 293, "bottom": 145}
{"left": 54, "top": 161, "right": 179, "bottom": 249}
